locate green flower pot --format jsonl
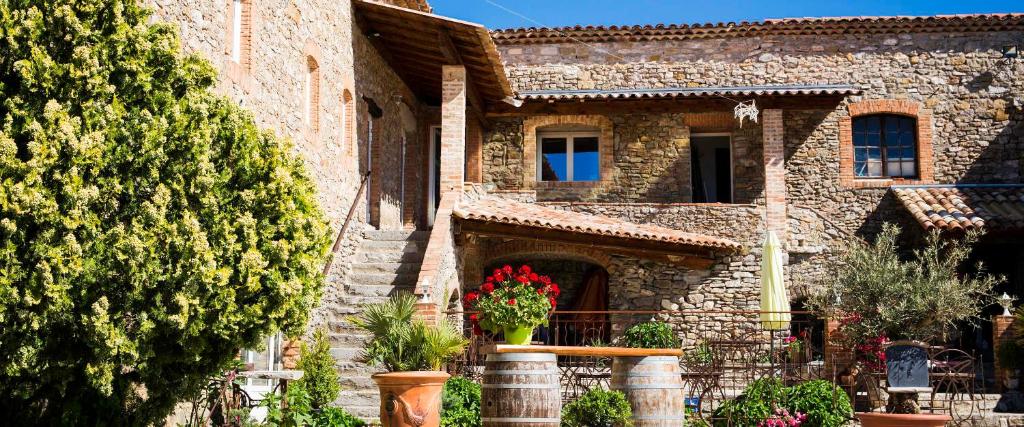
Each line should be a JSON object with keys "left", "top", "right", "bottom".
{"left": 503, "top": 326, "right": 534, "bottom": 345}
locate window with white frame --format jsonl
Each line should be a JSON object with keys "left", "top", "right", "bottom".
{"left": 537, "top": 131, "right": 600, "bottom": 182}
{"left": 242, "top": 332, "right": 283, "bottom": 389}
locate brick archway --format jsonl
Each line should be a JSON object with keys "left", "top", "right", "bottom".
{"left": 482, "top": 240, "right": 614, "bottom": 271}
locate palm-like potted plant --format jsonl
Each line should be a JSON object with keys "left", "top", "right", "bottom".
{"left": 811, "top": 224, "right": 1000, "bottom": 427}
{"left": 353, "top": 293, "right": 468, "bottom": 427}
{"left": 464, "top": 264, "right": 559, "bottom": 345}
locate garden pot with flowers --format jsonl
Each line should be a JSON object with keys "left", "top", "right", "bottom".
{"left": 810, "top": 224, "right": 1000, "bottom": 427}
{"left": 464, "top": 264, "right": 560, "bottom": 345}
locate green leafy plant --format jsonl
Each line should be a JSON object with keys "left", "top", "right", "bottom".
{"left": 621, "top": 321, "right": 680, "bottom": 349}
{"left": 810, "top": 224, "right": 999, "bottom": 347}
{"left": 352, "top": 293, "right": 467, "bottom": 372}
{"left": 685, "top": 340, "right": 714, "bottom": 365}
{"left": 786, "top": 380, "right": 852, "bottom": 427}
{"left": 314, "top": 407, "right": 367, "bottom": 427}
{"left": 561, "top": 388, "right": 633, "bottom": 427}
{"left": 712, "top": 378, "right": 786, "bottom": 426}
{"left": 262, "top": 383, "right": 315, "bottom": 427}
{"left": 441, "top": 376, "right": 482, "bottom": 427}
{"left": 465, "top": 264, "right": 559, "bottom": 334}
{"left": 297, "top": 328, "right": 342, "bottom": 408}
{"left": 0, "top": 0, "right": 331, "bottom": 423}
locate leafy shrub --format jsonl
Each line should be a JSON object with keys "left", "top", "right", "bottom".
{"left": 786, "top": 380, "right": 852, "bottom": 427}
{"left": 352, "top": 293, "right": 467, "bottom": 371}
{"left": 262, "top": 383, "right": 315, "bottom": 427}
{"left": 561, "top": 388, "right": 633, "bottom": 427}
{"left": 713, "top": 379, "right": 852, "bottom": 427}
{"left": 314, "top": 407, "right": 367, "bottom": 427}
{"left": 712, "top": 378, "right": 785, "bottom": 426}
{"left": 441, "top": 376, "right": 481, "bottom": 427}
{"left": 297, "top": 328, "right": 342, "bottom": 408}
{"left": 621, "top": 321, "right": 680, "bottom": 349}
{"left": 0, "top": 0, "right": 331, "bottom": 423}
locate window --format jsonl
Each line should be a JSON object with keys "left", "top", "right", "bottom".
{"left": 341, "top": 89, "right": 354, "bottom": 155}
{"left": 691, "top": 134, "right": 733, "bottom": 203}
{"left": 228, "top": 0, "right": 251, "bottom": 67}
{"left": 852, "top": 114, "right": 917, "bottom": 178}
{"left": 304, "top": 56, "right": 320, "bottom": 132}
{"left": 537, "top": 131, "right": 600, "bottom": 182}
{"left": 242, "top": 333, "right": 283, "bottom": 388}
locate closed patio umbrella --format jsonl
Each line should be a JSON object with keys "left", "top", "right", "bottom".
{"left": 759, "top": 230, "right": 791, "bottom": 331}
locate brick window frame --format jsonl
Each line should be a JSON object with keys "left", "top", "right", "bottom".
{"left": 839, "top": 99, "right": 934, "bottom": 189}
{"left": 341, "top": 89, "right": 355, "bottom": 158}
{"left": 523, "top": 115, "right": 613, "bottom": 190}
{"left": 224, "top": 0, "right": 253, "bottom": 87}
{"left": 302, "top": 40, "right": 322, "bottom": 141}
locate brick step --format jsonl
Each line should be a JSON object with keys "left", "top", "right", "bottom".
{"left": 355, "top": 250, "right": 425, "bottom": 264}
{"left": 358, "top": 239, "right": 423, "bottom": 253}
{"left": 351, "top": 262, "right": 422, "bottom": 275}
{"left": 348, "top": 273, "right": 419, "bottom": 290}
{"left": 362, "top": 229, "right": 430, "bottom": 242}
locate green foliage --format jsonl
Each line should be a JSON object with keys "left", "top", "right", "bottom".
{"left": 313, "top": 407, "right": 367, "bottom": 427}
{"left": 561, "top": 388, "right": 633, "bottom": 427}
{"left": 467, "top": 265, "right": 558, "bottom": 333}
{"left": 263, "top": 384, "right": 315, "bottom": 427}
{"left": 713, "top": 379, "right": 851, "bottom": 427}
{"left": 685, "top": 340, "right": 714, "bottom": 365}
{"left": 0, "top": 0, "right": 331, "bottom": 423}
{"left": 810, "top": 224, "right": 999, "bottom": 346}
{"left": 997, "top": 340, "right": 1024, "bottom": 371}
{"left": 297, "top": 328, "right": 342, "bottom": 408}
{"left": 786, "top": 380, "right": 852, "bottom": 427}
{"left": 713, "top": 378, "right": 786, "bottom": 426}
{"left": 352, "top": 293, "right": 468, "bottom": 372}
{"left": 621, "top": 321, "right": 680, "bottom": 349}
{"left": 441, "top": 376, "right": 481, "bottom": 427}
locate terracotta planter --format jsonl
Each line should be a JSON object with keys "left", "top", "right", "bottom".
{"left": 372, "top": 371, "right": 450, "bottom": 427}
{"left": 856, "top": 412, "right": 951, "bottom": 427}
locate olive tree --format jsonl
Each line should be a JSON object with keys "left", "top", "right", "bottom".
{"left": 0, "top": 0, "right": 331, "bottom": 423}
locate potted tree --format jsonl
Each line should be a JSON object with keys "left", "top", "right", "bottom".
{"left": 464, "top": 264, "right": 559, "bottom": 345}
{"left": 353, "top": 293, "right": 468, "bottom": 427}
{"left": 810, "top": 224, "right": 999, "bottom": 427}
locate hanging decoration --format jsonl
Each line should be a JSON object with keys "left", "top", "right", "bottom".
{"left": 734, "top": 99, "right": 759, "bottom": 128}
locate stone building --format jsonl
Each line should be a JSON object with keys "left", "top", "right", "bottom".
{"left": 150, "top": 0, "right": 1024, "bottom": 419}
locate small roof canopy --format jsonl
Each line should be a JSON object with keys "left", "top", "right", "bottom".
{"left": 892, "top": 185, "right": 1024, "bottom": 232}
{"left": 354, "top": 0, "right": 514, "bottom": 107}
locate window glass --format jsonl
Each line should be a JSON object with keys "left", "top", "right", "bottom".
{"left": 540, "top": 138, "right": 567, "bottom": 181}
{"left": 852, "top": 115, "right": 917, "bottom": 178}
{"left": 572, "top": 137, "right": 600, "bottom": 182}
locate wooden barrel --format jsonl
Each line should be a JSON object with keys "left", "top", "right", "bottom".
{"left": 610, "top": 355, "right": 686, "bottom": 427}
{"left": 481, "top": 352, "right": 561, "bottom": 427}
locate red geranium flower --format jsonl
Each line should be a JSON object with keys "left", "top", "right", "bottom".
{"left": 493, "top": 272, "right": 504, "bottom": 283}
{"left": 464, "top": 292, "right": 479, "bottom": 304}
{"left": 493, "top": 268, "right": 502, "bottom": 277}
{"left": 470, "top": 313, "right": 478, "bottom": 322}
{"left": 515, "top": 275, "right": 529, "bottom": 283}
{"left": 528, "top": 273, "right": 539, "bottom": 281}
{"left": 473, "top": 323, "right": 483, "bottom": 336}
{"left": 539, "top": 275, "right": 551, "bottom": 284}
{"left": 549, "top": 283, "right": 561, "bottom": 297}
{"left": 549, "top": 297, "right": 557, "bottom": 309}
{"left": 519, "top": 265, "right": 532, "bottom": 274}
{"left": 508, "top": 298, "right": 517, "bottom": 305}
{"left": 481, "top": 282, "right": 494, "bottom": 294}
{"left": 537, "top": 288, "right": 546, "bottom": 295}
{"left": 485, "top": 275, "right": 494, "bottom": 283}
{"left": 503, "top": 265, "right": 513, "bottom": 274}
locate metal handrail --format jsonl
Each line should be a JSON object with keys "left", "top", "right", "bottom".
{"left": 322, "top": 171, "right": 371, "bottom": 276}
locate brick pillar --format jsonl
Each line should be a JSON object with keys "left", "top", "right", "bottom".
{"left": 993, "top": 314, "right": 1019, "bottom": 392}
{"left": 824, "top": 317, "right": 855, "bottom": 380}
{"left": 416, "top": 302, "right": 440, "bottom": 326}
{"left": 762, "top": 109, "right": 787, "bottom": 238}
{"left": 281, "top": 338, "right": 301, "bottom": 370}
{"left": 440, "top": 65, "right": 466, "bottom": 195}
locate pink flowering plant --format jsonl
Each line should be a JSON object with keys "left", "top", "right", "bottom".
{"left": 464, "top": 264, "right": 560, "bottom": 335}
{"left": 758, "top": 408, "right": 807, "bottom": 427}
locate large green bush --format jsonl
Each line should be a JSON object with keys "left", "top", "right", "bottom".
{"left": 786, "top": 380, "right": 852, "bottom": 427}
{"left": 712, "top": 378, "right": 786, "bottom": 426}
{"left": 561, "top": 388, "right": 633, "bottom": 427}
{"left": 0, "top": 0, "right": 331, "bottom": 423}
{"left": 297, "top": 328, "right": 342, "bottom": 408}
{"left": 621, "top": 321, "right": 680, "bottom": 349}
{"left": 441, "top": 376, "right": 481, "bottom": 427}
{"left": 712, "top": 379, "right": 851, "bottom": 427}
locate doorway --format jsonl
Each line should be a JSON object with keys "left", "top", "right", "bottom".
{"left": 691, "top": 134, "right": 734, "bottom": 203}
{"left": 427, "top": 126, "right": 441, "bottom": 227}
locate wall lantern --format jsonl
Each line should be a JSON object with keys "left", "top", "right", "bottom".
{"left": 998, "top": 292, "right": 1016, "bottom": 316}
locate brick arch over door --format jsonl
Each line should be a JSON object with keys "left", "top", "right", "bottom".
{"left": 838, "top": 99, "right": 935, "bottom": 188}
{"left": 481, "top": 240, "right": 614, "bottom": 272}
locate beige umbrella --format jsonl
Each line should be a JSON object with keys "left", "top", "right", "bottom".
{"left": 760, "top": 230, "right": 791, "bottom": 331}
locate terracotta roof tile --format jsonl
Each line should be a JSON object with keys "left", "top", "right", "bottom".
{"left": 492, "top": 13, "right": 1024, "bottom": 44}
{"left": 518, "top": 84, "right": 861, "bottom": 101}
{"left": 891, "top": 185, "right": 1024, "bottom": 231}
{"left": 453, "top": 198, "right": 742, "bottom": 251}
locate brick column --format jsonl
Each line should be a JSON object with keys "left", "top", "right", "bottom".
{"left": 993, "top": 314, "right": 1019, "bottom": 392}
{"left": 281, "top": 338, "right": 301, "bottom": 369}
{"left": 440, "top": 65, "right": 466, "bottom": 195}
{"left": 762, "top": 109, "right": 787, "bottom": 238}
{"left": 824, "top": 317, "right": 855, "bottom": 380}
{"left": 465, "top": 118, "right": 483, "bottom": 184}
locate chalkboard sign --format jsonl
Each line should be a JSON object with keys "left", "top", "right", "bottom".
{"left": 885, "top": 344, "right": 929, "bottom": 388}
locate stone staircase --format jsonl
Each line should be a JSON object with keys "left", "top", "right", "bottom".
{"left": 330, "top": 228, "right": 429, "bottom": 419}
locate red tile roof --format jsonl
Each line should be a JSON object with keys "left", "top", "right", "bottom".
{"left": 892, "top": 185, "right": 1024, "bottom": 231}
{"left": 518, "top": 84, "right": 861, "bottom": 101}
{"left": 492, "top": 14, "right": 1024, "bottom": 44}
{"left": 453, "top": 198, "right": 743, "bottom": 251}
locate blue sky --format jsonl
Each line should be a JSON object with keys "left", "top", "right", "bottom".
{"left": 430, "top": 0, "right": 1024, "bottom": 29}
